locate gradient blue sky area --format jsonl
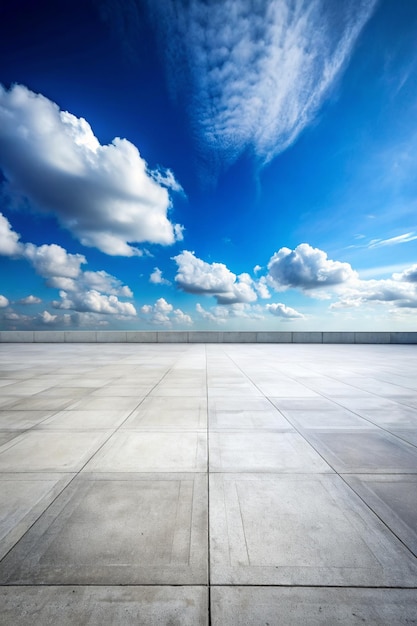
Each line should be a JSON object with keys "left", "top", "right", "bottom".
{"left": 1, "top": 0, "right": 417, "bottom": 331}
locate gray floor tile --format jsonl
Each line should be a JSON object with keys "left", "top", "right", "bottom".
{"left": 302, "top": 430, "right": 417, "bottom": 473}
{"left": 269, "top": 396, "right": 337, "bottom": 411}
{"left": 345, "top": 474, "right": 417, "bottom": 556}
{"left": 5, "top": 397, "right": 75, "bottom": 411}
{"left": 0, "top": 410, "right": 58, "bottom": 430}
{"left": 36, "top": 410, "right": 132, "bottom": 430}
{"left": 85, "top": 431, "right": 207, "bottom": 472}
{"left": 0, "top": 473, "right": 207, "bottom": 585}
{"left": 0, "top": 430, "right": 111, "bottom": 472}
{"left": 393, "top": 429, "right": 417, "bottom": 446}
{"left": 122, "top": 408, "right": 207, "bottom": 430}
{"left": 0, "top": 432, "right": 21, "bottom": 447}
{"left": 211, "top": 587, "right": 417, "bottom": 625}
{"left": 209, "top": 408, "right": 293, "bottom": 431}
{"left": 140, "top": 396, "right": 208, "bottom": 411}
{"left": 0, "top": 586, "right": 208, "bottom": 626}
{"left": 209, "top": 431, "right": 331, "bottom": 472}
{"left": 209, "top": 397, "right": 273, "bottom": 412}
{"left": 360, "top": 406, "right": 417, "bottom": 428}
{"left": 209, "top": 473, "right": 417, "bottom": 585}
{"left": 282, "top": 409, "right": 375, "bottom": 430}
{"left": 0, "top": 473, "right": 74, "bottom": 560}
{"left": 67, "top": 396, "right": 142, "bottom": 411}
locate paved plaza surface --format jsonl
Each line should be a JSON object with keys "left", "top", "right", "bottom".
{"left": 0, "top": 342, "right": 417, "bottom": 624}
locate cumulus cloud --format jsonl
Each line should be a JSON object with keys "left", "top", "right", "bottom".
{"left": 0, "top": 212, "right": 22, "bottom": 256}
{"left": 329, "top": 262, "right": 417, "bottom": 311}
{"left": 17, "top": 295, "right": 42, "bottom": 305}
{"left": 0, "top": 212, "right": 136, "bottom": 318}
{"left": 150, "top": 267, "right": 171, "bottom": 286}
{"left": 144, "top": 0, "right": 376, "bottom": 170}
{"left": 24, "top": 243, "right": 86, "bottom": 278}
{"left": 140, "top": 297, "right": 192, "bottom": 326}
{"left": 174, "top": 250, "right": 257, "bottom": 304}
{"left": 0, "top": 84, "right": 183, "bottom": 256}
{"left": 254, "top": 276, "right": 271, "bottom": 299}
{"left": 47, "top": 270, "right": 133, "bottom": 297}
{"left": 331, "top": 277, "right": 417, "bottom": 310}
{"left": 394, "top": 264, "right": 417, "bottom": 283}
{"left": 52, "top": 290, "right": 136, "bottom": 316}
{"left": 0, "top": 295, "right": 9, "bottom": 307}
{"left": 266, "top": 302, "right": 305, "bottom": 319}
{"left": 38, "top": 310, "right": 59, "bottom": 325}
{"left": 268, "top": 243, "right": 356, "bottom": 292}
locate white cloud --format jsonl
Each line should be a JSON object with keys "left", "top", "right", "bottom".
{"left": 173, "top": 308, "right": 193, "bottom": 326}
{"left": 38, "top": 310, "right": 58, "bottom": 324}
{"left": 0, "top": 212, "right": 22, "bottom": 256}
{"left": 268, "top": 243, "right": 356, "bottom": 292}
{"left": 174, "top": 250, "right": 257, "bottom": 304}
{"left": 394, "top": 264, "right": 417, "bottom": 283}
{"left": 17, "top": 295, "right": 42, "bottom": 305}
{"left": 330, "top": 261, "right": 417, "bottom": 311}
{"left": 140, "top": 297, "right": 191, "bottom": 327}
{"left": 23, "top": 243, "right": 86, "bottom": 278}
{"left": 196, "top": 302, "right": 229, "bottom": 324}
{"left": 368, "top": 232, "right": 417, "bottom": 248}
{"left": 78, "top": 270, "right": 133, "bottom": 296}
{"left": 0, "top": 84, "right": 183, "bottom": 256}
{"left": 3, "top": 310, "right": 30, "bottom": 322}
{"left": 254, "top": 276, "right": 271, "bottom": 299}
{"left": 53, "top": 290, "right": 137, "bottom": 316}
{"left": 0, "top": 295, "right": 9, "bottom": 307}
{"left": 150, "top": 267, "right": 171, "bottom": 286}
{"left": 144, "top": 0, "right": 376, "bottom": 170}
{"left": 151, "top": 167, "right": 184, "bottom": 193}
{"left": 331, "top": 278, "right": 417, "bottom": 310}
{"left": 196, "top": 302, "right": 264, "bottom": 324}
{"left": 0, "top": 213, "right": 136, "bottom": 318}
{"left": 0, "top": 213, "right": 87, "bottom": 278}
{"left": 266, "top": 303, "right": 305, "bottom": 320}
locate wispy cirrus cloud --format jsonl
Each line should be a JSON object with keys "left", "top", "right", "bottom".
{"left": 368, "top": 232, "right": 417, "bottom": 248}
{"left": 144, "top": 0, "right": 377, "bottom": 172}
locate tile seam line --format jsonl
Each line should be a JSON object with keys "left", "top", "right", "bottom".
{"left": 1, "top": 583, "right": 417, "bottom": 589}
{"left": 205, "top": 344, "right": 212, "bottom": 626}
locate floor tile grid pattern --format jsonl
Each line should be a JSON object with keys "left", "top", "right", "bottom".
{"left": 0, "top": 344, "right": 417, "bottom": 624}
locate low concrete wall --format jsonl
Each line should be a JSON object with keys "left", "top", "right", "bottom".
{"left": 1, "top": 331, "right": 417, "bottom": 343}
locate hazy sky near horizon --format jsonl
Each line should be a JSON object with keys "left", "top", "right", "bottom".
{"left": 1, "top": 0, "right": 417, "bottom": 331}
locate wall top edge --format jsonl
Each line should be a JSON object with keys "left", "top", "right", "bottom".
{"left": 1, "top": 331, "right": 417, "bottom": 343}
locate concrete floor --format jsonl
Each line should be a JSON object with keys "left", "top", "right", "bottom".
{"left": 0, "top": 343, "right": 417, "bottom": 625}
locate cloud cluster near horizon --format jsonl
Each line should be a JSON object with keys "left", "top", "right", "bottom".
{"left": 145, "top": 0, "right": 377, "bottom": 169}
{"left": 0, "top": 213, "right": 136, "bottom": 323}
{"left": 141, "top": 297, "right": 192, "bottom": 327}
{"left": 0, "top": 84, "right": 183, "bottom": 256}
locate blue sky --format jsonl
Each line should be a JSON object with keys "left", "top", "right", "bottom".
{"left": 1, "top": 0, "right": 417, "bottom": 331}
